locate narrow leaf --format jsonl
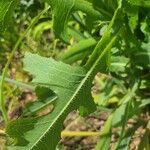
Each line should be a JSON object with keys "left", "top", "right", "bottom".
{"left": 46, "top": 0, "right": 75, "bottom": 43}
{"left": 60, "top": 38, "right": 97, "bottom": 64}
{"left": 96, "top": 114, "right": 113, "bottom": 150}
{"left": 0, "top": 0, "right": 18, "bottom": 33}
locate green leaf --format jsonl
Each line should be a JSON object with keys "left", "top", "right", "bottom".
{"left": 93, "top": 0, "right": 116, "bottom": 18}
{"left": 6, "top": 27, "right": 117, "bottom": 149}
{"left": 127, "top": 0, "right": 150, "bottom": 7}
{"left": 7, "top": 52, "right": 96, "bottom": 150}
{"left": 23, "top": 87, "right": 57, "bottom": 116}
{"left": 135, "top": 43, "right": 150, "bottom": 68}
{"left": 138, "top": 128, "right": 150, "bottom": 150}
{"left": 46, "top": 0, "right": 104, "bottom": 43}
{"left": 110, "top": 56, "right": 129, "bottom": 73}
{"left": 96, "top": 114, "right": 113, "bottom": 150}
{"left": 130, "top": 99, "right": 150, "bottom": 116}
{"left": 74, "top": 0, "right": 105, "bottom": 20}
{"left": 46, "top": 0, "right": 75, "bottom": 43}
{"left": 0, "top": 0, "right": 18, "bottom": 33}
{"left": 118, "top": 122, "right": 144, "bottom": 150}
{"left": 60, "top": 38, "right": 97, "bottom": 64}
{"left": 6, "top": 2, "right": 121, "bottom": 148}
{"left": 85, "top": 0, "right": 123, "bottom": 69}
{"left": 32, "top": 21, "right": 52, "bottom": 40}
{"left": 112, "top": 103, "right": 127, "bottom": 127}
{"left": 124, "top": 1, "right": 139, "bottom": 32}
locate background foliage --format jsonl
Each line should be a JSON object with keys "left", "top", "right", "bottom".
{"left": 0, "top": 0, "right": 150, "bottom": 149}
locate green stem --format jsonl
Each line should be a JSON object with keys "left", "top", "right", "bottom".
{"left": 0, "top": 6, "right": 50, "bottom": 124}
{"left": 0, "top": 76, "right": 35, "bottom": 90}
{"left": 85, "top": 1, "right": 123, "bottom": 69}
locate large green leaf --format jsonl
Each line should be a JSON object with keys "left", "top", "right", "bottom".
{"left": 6, "top": 2, "right": 122, "bottom": 148}
{"left": 7, "top": 53, "right": 96, "bottom": 150}
{"left": 46, "top": 0, "right": 104, "bottom": 43}
{"left": 6, "top": 29, "right": 118, "bottom": 149}
{"left": 0, "top": 0, "right": 18, "bottom": 33}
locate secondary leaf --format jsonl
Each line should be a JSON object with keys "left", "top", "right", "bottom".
{"left": 96, "top": 114, "right": 113, "bottom": 150}
{"left": 93, "top": 0, "right": 117, "bottom": 19}
{"left": 23, "top": 87, "right": 57, "bottom": 116}
{"left": 46, "top": 0, "right": 75, "bottom": 43}
{"left": 32, "top": 21, "right": 52, "bottom": 40}
{"left": 124, "top": 1, "right": 139, "bottom": 32}
{"left": 138, "top": 121, "right": 150, "bottom": 150}
{"left": 127, "top": 0, "right": 150, "bottom": 7}
{"left": 0, "top": 0, "right": 18, "bottom": 33}
{"left": 46, "top": 0, "right": 104, "bottom": 43}
{"left": 110, "top": 56, "right": 129, "bottom": 73}
{"left": 60, "top": 38, "right": 97, "bottom": 64}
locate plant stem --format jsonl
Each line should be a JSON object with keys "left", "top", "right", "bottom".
{"left": 85, "top": 1, "right": 122, "bottom": 69}
{"left": 0, "top": 6, "right": 50, "bottom": 124}
{"left": 61, "top": 131, "right": 99, "bottom": 137}
{"left": 0, "top": 76, "right": 35, "bottom": 90}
